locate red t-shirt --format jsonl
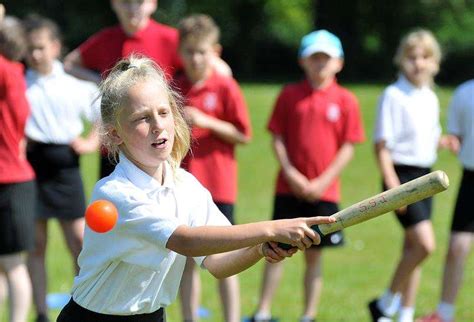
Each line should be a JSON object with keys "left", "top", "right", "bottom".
{"left": 0, "top": 55, "right": 35, "bottom": 183}
{"left": 268, "top": 79, "right": 365, "bottom": 202}
{"left": 79, "top": 20, "right": 182, "bottom": 79}
{"left": 176, "top": 72, "right": 251, "bottom": 203}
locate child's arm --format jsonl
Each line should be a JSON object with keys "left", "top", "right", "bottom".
{"left": 304, "top": 142, "right": 355, "bottom": 202}
{"left": 63, "top": 49, "right": 102, "bottom": 84}
{"left": 374, "top": 141, "right": 400, "bottom": 189}
{"left": 185, "top": 106, "right": 249, "bottom": 144}
{"left": 70, "top": 122, "right": 100, "bottom": 154}
{"left": 272, "top": 134, "right": 309, "bottom": 198}
{"left": 203, "top": 242, "right": 295, "bottom": 279}
{"left": 166, "top": 216, "right": 335, "bottom": 256}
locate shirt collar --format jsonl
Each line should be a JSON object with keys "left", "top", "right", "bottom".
{"left": 117, "top": 153, "right": 175, "bottom": 192}
{"left": 396, "top": 74, "right": 429, "bottom": 93}
{"left": 26, "top": 60, "right": 65, "bottom": 82}
{"left": 303, "top": 77, "right": 337, "bottom": 93}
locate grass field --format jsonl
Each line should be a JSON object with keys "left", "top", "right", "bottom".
{"left": 3, "top": 82, "right": 472, "bottom": 322}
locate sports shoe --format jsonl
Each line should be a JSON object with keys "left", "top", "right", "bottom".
{"left": 368, "top": 299, "right": 393, "bottom": 322}
{"left": 415, "top": 312, "right": 453, "bottom": 322}
{"left": 248, "top": 316, "right": 278, "bottom": 322}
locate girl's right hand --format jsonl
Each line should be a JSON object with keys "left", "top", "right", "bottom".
{"left": 260, "top": 241, "right": 298, "bottom": 263}
{"left": 271, "top": 216, "right": 336, "bottom": 251}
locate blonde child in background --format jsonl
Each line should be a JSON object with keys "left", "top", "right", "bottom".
{"left": 251, "top": 30, "right": 365, "bottom": 322}
{"left": 416, "top": 79, "right": 474, "bottom": 322}
{"left": 56, "top": 55, "right": 335, "bottom": 322}
{"left": 0, "top": 11, "right": 35, "bottom": 322}
{"left": 369, "top": 29, "right": 445, "bottom": 322}
{"left": 22, "top": 14, "right": 100, "bottom": 322}
{"left": 174, "top": 14, "right": 251, "bottom": 322}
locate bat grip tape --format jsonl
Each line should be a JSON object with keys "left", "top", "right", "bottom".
{"left": 277, "top": 224, "right": 325, "bottom": 250}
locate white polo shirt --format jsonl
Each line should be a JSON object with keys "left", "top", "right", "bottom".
{"left": 25, "top": 60, "right": 100, "bottom": 144}
{"left": 72, "top": 154, "right": 230, "bottom": 314}
{"left": 374, "top": 75, "right": 441, "bottom": 167}
{"left": 447, "top": 80, "right": 474, "bottom": 170}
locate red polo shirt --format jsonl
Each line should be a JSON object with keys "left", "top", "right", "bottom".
{"left": 176, "top": 72, "right": 251, "bottom": 203}
{"left": 268, "top": 79, "right": 364, "bottom": 202}
{"left": 79, "top": 20, "right": 182, "bottom": 78}
{"left": 0, "top": 56, "right": 34, "bottom": 183}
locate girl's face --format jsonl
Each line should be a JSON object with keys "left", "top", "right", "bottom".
{"left": 112, "top": 79, "right": 175, "bottom": 179}
{"left": 401, "top": 45, "right": 438, "bottom": 87}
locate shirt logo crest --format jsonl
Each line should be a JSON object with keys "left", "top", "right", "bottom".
{"left": 327, "top": 103, "right": 341, "bottom": 122}
{"left": 203, "top": 93, "right": 217, "bottom": 111}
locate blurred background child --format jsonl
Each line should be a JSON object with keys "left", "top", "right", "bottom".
{"left": 251, "top": 29, "right": 365, "bottom": 322}
{"left": 23, "top": 14, "right": 100, "bottom": 322}
{"left": 369, "top": 29, "right": 444, "bottom": 322}
{"left": 416, "top": 79, "right": 474, "bottom": 322}
{"left": 0, "top": 8, "right": 35, "bottom": 322}
{"left": 174, "top": 14, "right": 251, "bottom": 322}
{"left": 64, "top": 0, "right": 231, "bottom": 179}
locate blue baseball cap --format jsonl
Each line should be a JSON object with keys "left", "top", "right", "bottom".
{"left": 298, "top": 30, "right": 344, "bottom": 58}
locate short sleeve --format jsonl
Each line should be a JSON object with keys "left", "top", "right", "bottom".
{"left": 342, "top": 91, "right": 365, "bottom": 143}
{"left": 267, "top": 87, "right": 289, "bottom": 135}
{"left": 447, "top": 86, "right": 464, "bottom": 136}
{"left": 78, "top": 80, "right": 101, "bottom": 123}
{"left": 222, "top": 78, "right": 252, "bottom": 138}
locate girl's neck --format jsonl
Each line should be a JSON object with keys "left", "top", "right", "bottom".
{"left": 309, "top": 76, "right": 334, "bottom": 90}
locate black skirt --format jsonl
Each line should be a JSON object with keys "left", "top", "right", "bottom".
{"left": 0, "top": 180, "right": 36, "bottom": 254}
{"left": 27, "top": 141, "right": 86, "bottom": 220}
{"left": 57, "top": 299, "right": 166, "bottom": 322}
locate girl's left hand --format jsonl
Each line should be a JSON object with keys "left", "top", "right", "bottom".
{"left": 185, "top": 106, "right": 211, "bottom": 129}
{"left": 260, "top": 241, "right": 297, "bottom": 263}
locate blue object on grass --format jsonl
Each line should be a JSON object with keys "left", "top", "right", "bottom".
{"left": 46, "top": 293, "right": 71, "bottom": 309}
{"left": 198, "top": 306, "right": 210, "bottom": 318}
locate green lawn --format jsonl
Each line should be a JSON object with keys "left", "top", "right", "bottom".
{"left": 3, "top": 82, "right": 472, "bottom": 322}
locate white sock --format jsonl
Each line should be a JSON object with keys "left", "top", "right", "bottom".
{"left": 397, "top": 306, "right": 414, "bottom": 322}
{"left": 377, "top": 290, "right": 402, "bottom": 316}
{"left": 254, "top": 311, "right": 272, "bottom": 320}
{"left": 437, "top": 302, "right": 454, "bottom": 321}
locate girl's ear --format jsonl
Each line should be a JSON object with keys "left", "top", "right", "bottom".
{"left": 108, "top": 126, "right": 123, "bottom": 145}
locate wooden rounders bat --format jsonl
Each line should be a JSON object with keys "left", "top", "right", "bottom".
{"left": 279, "top": 170, "right": 450, "bottom": 250}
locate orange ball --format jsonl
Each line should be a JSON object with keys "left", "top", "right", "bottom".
{"left": 85, "top": 200, "right": 118, "bottom": 233}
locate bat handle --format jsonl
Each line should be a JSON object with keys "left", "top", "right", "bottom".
{"left": 277, "top": 224, "right": 325, "bottom": 250}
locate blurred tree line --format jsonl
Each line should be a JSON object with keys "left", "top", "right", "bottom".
{"left": 3, "top": 0, "right": 474, "bottom": 84}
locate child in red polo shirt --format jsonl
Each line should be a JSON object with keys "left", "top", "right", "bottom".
{"left": 174, "top": 14, "right": 251, "bottom": 322}
{"left": 64, "top": 0, "right": 232, "bottom": 178}
{"left": 251, "top": 30, "right": 365, "bottom": 322}
{"left": 0, "top": 12, "right": 36, "bottom": 322}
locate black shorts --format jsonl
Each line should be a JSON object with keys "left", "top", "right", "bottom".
{"left": 0, "top": 180, "right": 36, "bottom": 254}
{"left": 386, "top": 165, "right": 432, "bottom": 229}
{"left": 27, "top": 141, "right": 86, "bottom": 220}
{"left": 272, "top": 194, "right": 343, "bottom": 248}
{"left": 451, "top": 168, "right": 474, "bottom": 233}
{"left": 215, "top": 202, "right": 235, "bottom": 224}
{"left": 57, "top": 299, "right": 166, "bottom": 322}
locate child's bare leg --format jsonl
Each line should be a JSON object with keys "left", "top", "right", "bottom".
{"left": 179, "top": 257, "right": 200, "bottom": 321}
{"left": 302, "top": 248, "right": 323, "bottom": 319}
{"left": 219, "top": 275, "right": 240, "bottom": 322}
{"left": 1, "top": 253, "right": 32, "bottom": 322}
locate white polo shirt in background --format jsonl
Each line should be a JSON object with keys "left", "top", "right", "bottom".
{"left": 72, "top": 154, "right": 230, "bottom": 314}
{"left": 447, "top": 79, "right": 474, "bottom": 170}
{"left": 374, "top": 75, "right": 441, "bottom": 168}
{"left": 25, "top": 60, "right": 100, "bottom": 144}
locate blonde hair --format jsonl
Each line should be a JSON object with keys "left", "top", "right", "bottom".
{"left": 393, "top": 29, "right": 442, "bottom": 75}
{"left": 0, "top": 16, "right": 27, "bottom": 61}
{"left": 99, "top": 55, "right": 190, "bottom": 171}
{"left": 178, "top": 14, "right": 220, "bottom": 46}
